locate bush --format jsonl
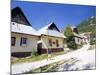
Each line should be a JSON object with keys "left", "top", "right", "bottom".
{"left": 31, "top": 48, "right": 39, "bottom": 56}
{"left": 90, "top": 39, "right": 96, "bottom": 45}
{"left": 65, "top": 36, "right": 77, "bottom": 49}
{"left": 90, "top": 31, "right": 96, "bottom": 45}
{"left": 67, "top": 40, "right": 77, "bottom": 49}
{"left": 64, "top": 26, "right": 78, "bottom": 49}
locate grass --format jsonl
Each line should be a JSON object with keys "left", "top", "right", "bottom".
{"left": 11, "top": 54, "right": 48, "bottom": 64}
{"left": 23, "top": 61, "right": 60, "bottom": 74}
{"left": 50, "top": 51, "right": 66, "bottom": 57}
{"left": 23, "top": 58, "right": 75, "bottom": 74}
{"left": 23, "top": 58, "right": 79, "bottom": 74}
{"left": 11, "top": 51, "right": 66, "bottom": 64}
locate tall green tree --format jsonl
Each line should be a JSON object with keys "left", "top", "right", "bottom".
{"left": 64, "top": 25, "right": 77, "bottom": 49}
{"left": 64, "top": 25, "right": 74, "bottom": 37}
{"left": 90, "top": 30, "right": 96, "bottom": 45}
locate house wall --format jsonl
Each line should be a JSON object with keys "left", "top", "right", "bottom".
{"left": 74, "top": 37, "right": 83, "bottom": 45}
{"left": 11, "top": 33, "right": 39, "bottom": 54}
{"left": 40, "top": 35, "right": 64, "bottom": 53}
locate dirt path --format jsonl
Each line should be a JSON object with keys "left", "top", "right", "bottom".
{"left": 12, "top": 44, "right": 94, "bottom": 74}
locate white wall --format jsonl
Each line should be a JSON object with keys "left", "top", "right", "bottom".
{"left": 11, "top": 33, "right": 39, "bottom": 53}
{"left": 75, "top": 37, "right": 82, "bottom": 45}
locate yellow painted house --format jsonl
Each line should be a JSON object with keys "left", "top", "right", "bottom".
{"left": 37, "top": 22, "right": 65, "bottom": 54}
{"left": 11, "top": 7, "right": 65, "bottom": 57}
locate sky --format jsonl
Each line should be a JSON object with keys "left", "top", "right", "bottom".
{"left": 11, "top": 0, "right": 96, "bottom": 30}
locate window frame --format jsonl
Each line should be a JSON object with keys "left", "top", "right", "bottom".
{"left": 20, "top": 37, "right": 27, "bottom": 46}
{"left": 11, "top": 37, "right": 16, "bottom": 46}
{"left": 48, "top": 39, "right": 52, "bottom": 47}
{"left": 56, "top": 39, "right": 59, "bottom": 47}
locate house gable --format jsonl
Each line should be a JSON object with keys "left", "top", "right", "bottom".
{"left": 11, "top": 7, "right": 31, "bottom": 26}
{"left": 47, "top": 23, "right": 60, "bottom": 32}
{"left": 73, "top": 28, "right": 79, "bottom": 34}
{"left": 38, "top": 22, "right": 65, "bottom": 38}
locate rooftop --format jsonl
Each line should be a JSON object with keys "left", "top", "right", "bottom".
{"left": 38, "top": 22, "right": 66, "bottom": 38}
{"left": 11, "top": 22, "right": 40, "bottom": 36}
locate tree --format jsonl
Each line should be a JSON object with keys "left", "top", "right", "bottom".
{"left": 90, "top": 30, "right": 96, "bottom": 45}
{"left": 64, "top": 25, "right": 77, "bottom": 49}
{"left": 77, "top": 16, "right": 96, "bottom": 33}
{"left": 64, "top": 25, "right": 74, "bottom": 37}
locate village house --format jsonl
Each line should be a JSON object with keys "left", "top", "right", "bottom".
{"left": 71, "top": 26, "right": 83, "bottom": 45}
{"left": 11, "top": 7, "right": 40, "bottom": 57}
{"left": 80, "top": 32, "right": 91, "bottom": 44}
{"left": 11, "top": 7, "right": 65, "bottom": 57}
{"left": 37, "top": 22, "right": 66, "bottom": 54}
{"left": 72, "top": 26, "right": 91, "bottom": 46}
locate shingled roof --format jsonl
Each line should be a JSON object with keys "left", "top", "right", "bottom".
{"left": 11, "top": 7, "right": 40, "bottom": 36}
{"left": 11, "top": 22, "right": 40, "bottom": 36}
{"left": 11, "top": 7, "right": 65, "bottom": 37}
{"left": 11, "top": 7, "right": 31, "bottom": 26}
{"left": 38, "top": 22, "right": 65, "bottom": 38}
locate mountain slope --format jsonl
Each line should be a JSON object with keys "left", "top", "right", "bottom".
{"left": 77, "top": 16, "right": 96, "bottom": 33}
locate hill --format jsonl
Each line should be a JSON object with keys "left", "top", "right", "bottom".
{"left": 77, "top": 16, "right": 96, "bottom": 33}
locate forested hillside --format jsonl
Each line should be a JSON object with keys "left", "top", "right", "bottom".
{"left": 77, "top": 16, "right": 96, "bottom": 33}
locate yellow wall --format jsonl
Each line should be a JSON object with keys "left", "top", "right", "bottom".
{"left": 11, "top": 33, "right": 39, "bottom": 53}
{"left": 41, "top": 35, "right": 64, "bottom": 49}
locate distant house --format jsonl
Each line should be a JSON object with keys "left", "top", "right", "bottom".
{"left": 72, "top": 26, "right": 91, "bottom": 46}
{"left": 11, "top": 7, "right": 65, "bottom": 57}
{"left": 11, "top": 7, "right": 40, "bottom": 57}
{"left": 71, "top": 26, "right": 82, "bottom": 45}
{"left": 37, "top": 22, "right": 65, "bottom": 54}
{"left": 80, "top": 32, "right": 91, "bottom": 44}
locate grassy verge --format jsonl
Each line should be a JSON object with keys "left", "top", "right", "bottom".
{"left": 12, "top": 51, "right": 66, "bottom": 64}
{"left": 11, "top": 54, "right": 48, "bottom": 64}
{"left": 23, "top": 58, "right": 74, "bottom": 74}
{"left": 51, "top": 51, "right": 66, "bottom": 57}
{"left": 23, "top": 61, "right": 60, "bottom": 74}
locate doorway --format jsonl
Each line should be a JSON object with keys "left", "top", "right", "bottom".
{"left": 37, "top": 43, "right": 42, "bottom": 55}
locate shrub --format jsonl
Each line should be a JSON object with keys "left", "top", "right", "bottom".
{"left": 31, "top": 48, "right": 39, "bottom": 56}
{"left": 90, "top": 39, "right": 96, "bottom": 45}
{"left": 67, "top": 40, "right": 77, "bottom": 49}
{"left": 90, "top": 30, "right": 96, "bottom": 45}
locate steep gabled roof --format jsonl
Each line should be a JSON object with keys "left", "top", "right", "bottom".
{"left": 38, "top": 22, "right": 65, "bottom": 38}
{"left": 74, "top": 33, "right": 84, "bottom": 39}
{"left": 11, "top": 22, "right": 40, "bottom": 36}
{"left": 38, "top": 22, "right": 60, "bottom": 32}
{"left": 11, "top": 7, "right": 31, "bottom": 26}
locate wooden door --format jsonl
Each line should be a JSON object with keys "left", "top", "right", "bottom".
{"left": 37, "top": 43, "right": 42, "bottom": 55}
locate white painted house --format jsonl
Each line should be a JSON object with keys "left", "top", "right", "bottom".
{"left": 72, "top": 26, "right": 90, "bottom": 45}
{"left": 11, "top": 7, "right": 40, "bottom": 57}
{"left": 11, "top": 7, "right": 65, "bottom": 57}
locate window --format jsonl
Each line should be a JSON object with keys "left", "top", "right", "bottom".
{"left": 12, "top": 22, "right": 15, "bottom": 25}
{"left": 53, "top": 41, "right": 55, "bottom": 44}
{"left": 56, "top": 40, "right": 59, "bottom": 47}
{"left": 48, "top": 39, "right": 52, "bottom": 47}
{"left": 20, "top": 37, "right": 27, "bottom": 46}
{"left": 11, "top": 37, "right": 16, "bottom": 46}
{"left": 77, "top": 38, "right": 80, "bottom": 42}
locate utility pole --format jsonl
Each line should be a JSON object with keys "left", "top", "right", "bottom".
{"left": 46, "top": 29, "right": 49, "bottom": 60}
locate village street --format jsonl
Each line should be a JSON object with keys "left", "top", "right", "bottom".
{"left": 12, "top": 44, "right": 95, "bottom": 74}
